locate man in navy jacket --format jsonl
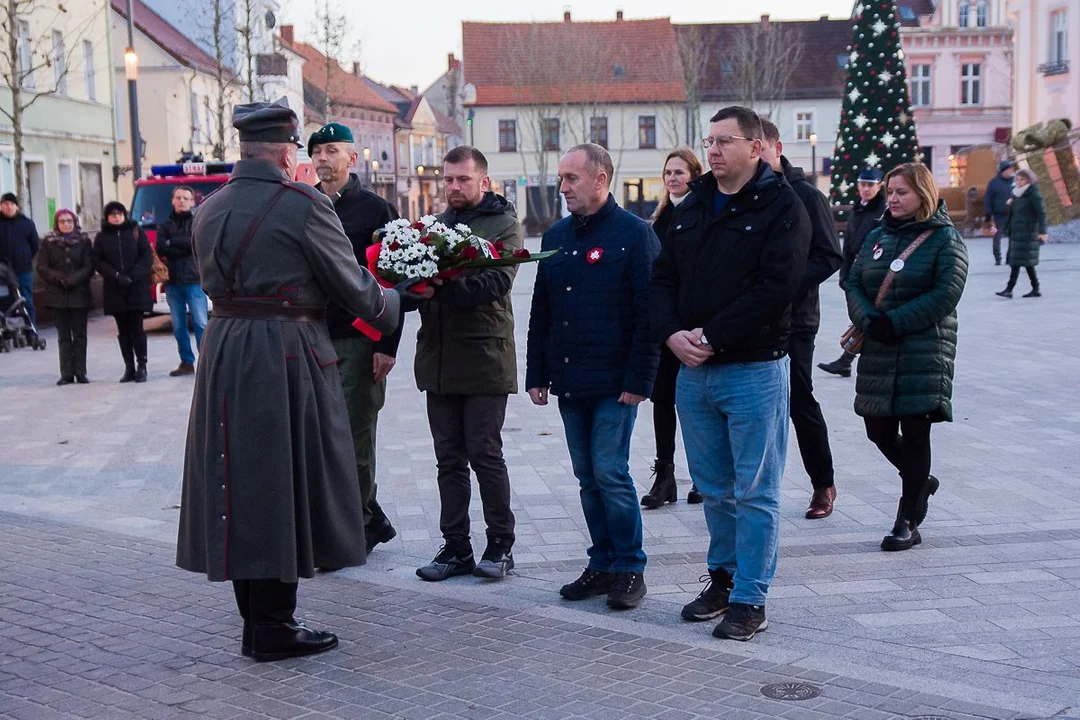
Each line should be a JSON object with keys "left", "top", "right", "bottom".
{"left": 526, "top": 143, "right": 659, "bottom": 611}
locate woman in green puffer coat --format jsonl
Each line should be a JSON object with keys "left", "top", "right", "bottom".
{"left": 996, "top": 169, "right": 1048, "bottom": 298}
{"left": 847, "top": 163, "right": 969, "bottom": 553}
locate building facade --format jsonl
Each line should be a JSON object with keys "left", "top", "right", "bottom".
{"left": 463, "top": 13, "right": 687, "bottom": 227}
{"left": 111, "top": 0, "right": 243, "bottom": 205}
{"left": 902, "top": 0, "right": 1013, "bottom": 185}
{"left": 0, "top": 0, "right": 115, "bottom": 232}
{"left": 1010, "top": 0, "right": 1078, "bottom": 131}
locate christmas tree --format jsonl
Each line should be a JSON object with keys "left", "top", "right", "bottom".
{"left": 829, "top": 0, "right": 920, "bottom": 211}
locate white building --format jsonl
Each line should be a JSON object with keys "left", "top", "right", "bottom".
{"left": 1009, "top": 0, "right": 1078, "bottom": 130}
{"left": 0, "top": 0, "right": 115, "bottom": 232}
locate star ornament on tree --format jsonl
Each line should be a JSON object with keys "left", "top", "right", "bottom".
{"left": 853, "top": 113, "right": 870, "bottom": 129}
{"left": 872, "top": 18, "right": 888, "bottom": 36}
{"left": 840, "top": 180, "right": 852, "bottom": 195}
{"left": 848, "top": 86, "right": 862, "bottom": 103}
{"left": 878, "top": 69, "right": 893, "bottom": 85}
{"left": 898, "top": 111, "right": 911, "bottom": 126}
{"left": 865, "top": 151, "right": 881, "bottom": 167}
{"left": 881, "top": 131, "right": 896, "bottom": 148}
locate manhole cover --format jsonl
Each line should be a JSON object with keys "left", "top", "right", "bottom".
{"left": 760, "top": 682, "right": 822, "bottom": 701}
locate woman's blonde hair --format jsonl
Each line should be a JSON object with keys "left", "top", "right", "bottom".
{"left": 652, "top": 147, "right": 705, "bottom": 221}
{"left": 884, "top": 162, "right": 938, "bottom": 222}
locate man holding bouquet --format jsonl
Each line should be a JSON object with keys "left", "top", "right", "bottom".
{"left": 414, "top": 146, "right": 524, "bottom": 582}
{"left": 526, "top": 143, "right": 660, "bottom": 610}
{"left": 309, "top": 122, "right": 400, "bottom": 556}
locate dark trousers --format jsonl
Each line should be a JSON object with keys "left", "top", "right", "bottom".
{"left": 654, "top": 402, "right": 677, "bottom": 463}
{"left": 112, "top": 311, "right": 147, "bottom": 364}
{"left": 53, "top": 308, "right": 88, "bottom": 379}
{"left": 427, "top": 393, "right": 515, "bottom": 548}
{"left": 232, "top": 579, "right": 297, "bottom": 625}
{"left": 864, "top": 415, "right": 932, "bottom": 521}
{"left": 789, "top": 332, "right": 835, "bottom": 489}
{"left": 1006, "top": 265, "right": 1039, "bottom": 292}
{"left": 992, "top": 220, "right": 1006, "bottom": 262}
{"left": 333, "top": 336, "right": 386, "bottom": 527}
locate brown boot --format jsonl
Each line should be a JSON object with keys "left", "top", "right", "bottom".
{"left": 805, "top": 486, "right": 836, "bottom": 519}
{"left": 169, "top": 362, "right": 195, "bottom": 377}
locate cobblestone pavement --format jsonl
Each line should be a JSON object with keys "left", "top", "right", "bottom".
{"left": 2, "top": 237, "right": 1079, "bottom": 719}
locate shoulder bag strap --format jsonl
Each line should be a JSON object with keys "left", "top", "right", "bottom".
{"left": 872, "top": 230, "right": 933, "bottom": 308}
{"left": 223, "top": 184, "right": 290, "bottom": 297}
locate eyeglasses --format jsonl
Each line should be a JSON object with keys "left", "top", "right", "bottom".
{"left": 701, "top": 134, "right": 755, "bottom": 149}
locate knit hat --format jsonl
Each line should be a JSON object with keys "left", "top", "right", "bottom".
{"left": 999, "top": 160, "right": 1014, "bottom": 173}
{"left": 53, "top": 208, "right": 79, "bottom": 232}
{"left": 103, "top": 201, "right": 128, "bottom": 220}
{"left": 1, "top": 192, "right": 17, "bottom": 205}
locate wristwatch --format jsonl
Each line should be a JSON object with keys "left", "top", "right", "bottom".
{"left": 699, "top": 333, "right": 711, "bottom": 348}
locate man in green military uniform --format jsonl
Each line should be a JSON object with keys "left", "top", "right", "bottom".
{"left": 176, "top": 98, "right": 404, "bottom": 662}
{"left": 414, "top": 146, "right": 524, "bottom": 582}
{"left": 308, "top": 122, "right": 399, "bottom": 554}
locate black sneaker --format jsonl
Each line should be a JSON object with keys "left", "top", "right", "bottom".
{"left": 996, "top": 289, "right": 1013, "bottom": 298}
{"left": 364, "top": 512, "right": 397, "bottom": 554}
{"left": 817, "top": 358, "right": 852, "bottom": 377}
{"left": 416, "top": 545, "right": 475, "bottom": 582}
{"left": 607, "top": 572, "right": 647, "bottom": 609}
{"left": 474, "top": 538, "right": 514, "bottom": 579}
{"left": 1023, "top": 289, "right": 1041, "bottom": 298}
{"left": 559, "top": 568, "right": 614, "bottom": 601}
{"left": 713, "top": 602, "right": 767, "bottom": 641}
{"left": 681, "top": 568, "right": 732, "bottom": 621}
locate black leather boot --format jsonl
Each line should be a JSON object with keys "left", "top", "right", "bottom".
{"left": 911, "top": 475, "right": 939, "bottom": 527}
{"left": 881, "top": 499, "right": 921, "bottom": 551}
{"left": 250, "top": 620, "right": 338, "bottom": 662}
{"left": 118, "top": 337, "right": 136, "bottom": 382}
{"left": 134, "top": 362, "right": 148, "bottom": 383}
{"left": 641, "top": 460, "right": 677, "bottom": 509}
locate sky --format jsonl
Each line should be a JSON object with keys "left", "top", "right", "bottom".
{"left": 280, "top": 0, "right": 857, "bottom": 90}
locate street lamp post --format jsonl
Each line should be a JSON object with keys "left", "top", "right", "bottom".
{"left": 124, "top": 0, "right": 141, "bottom": 183}
{"left": 809, "top": 133, "right": 818, "bottom": 185}
{"left": 362, "top": 147, "right": 371, "bottom": 189}
{"left": 416, "top": 165, "right": 425, "bottom": 215}
{"left": 370, "top": 160, "right": 380, "bottom": 197}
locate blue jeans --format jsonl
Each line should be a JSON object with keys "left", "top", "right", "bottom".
{"left": 677, "top": 359, "right": 790, "bottom": 606}
{"left": 17, "top": 272, "right": 35, "bottom": 326}
{"left": 558, "top": 395, "right": 647, "bottom": 574}
{"left": 165, "top": 283, "right": 208, "bottom": 364}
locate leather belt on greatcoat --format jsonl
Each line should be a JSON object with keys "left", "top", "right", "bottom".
{"left": 210, "top": 298, "right": 326, "bottom": 322}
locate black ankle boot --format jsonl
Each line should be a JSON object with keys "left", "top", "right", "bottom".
{"left": 881, "top": 499, "right": 921, "bottom": 551}
{"left": 119, "top": 365, "right": 136, "bottom": 383}
{"left": 641, "top": 460, "right": 677, "bottom": 509}
{"left": 134, "top": 362, "right": 148, "bottom": 383}
{"left": 687, "top": 484, "right": 703, "bottom": 504}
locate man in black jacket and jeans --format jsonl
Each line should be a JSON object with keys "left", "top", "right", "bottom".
{"left": 652, "top": 107, "right": 810, "bottom": 641}
{"left": 759, "top": 120, "right": 843, "bottom": 520}
{"left": 156, "top": 186, "right": 207, "bottom": 376}
{"left": 309, "top": 122, "right": 401, "bottom": 555}
{"left": 0, "top": 192, "right": 41, "bottom": 329}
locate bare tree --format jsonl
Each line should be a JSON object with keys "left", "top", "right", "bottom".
{"left": 195, "top": 0, "right": 240, "bottom": 159}
{"left": 313, "top": 0, "right": 348, "bottom": 119}
{"left": 677, "top": 26, "right": 709, "bottom": 147}
{"left": 236, "top": 0, "right": 259, "bottom": 102}
{"left": 0, "top": 0, "right": 100, "bottom": 205}
{"left": 727, "top": 21, "right": 804, "bottom": 120}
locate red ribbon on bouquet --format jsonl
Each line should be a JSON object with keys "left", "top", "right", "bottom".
{"left": 351, "top": 242, "right": 499, "bottom": 341}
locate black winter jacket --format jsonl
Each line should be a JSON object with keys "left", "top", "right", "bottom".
{"left": 93, "top": 219, "right": 153, "bottom": 314}
{"left": 651, "top": 161, "right": 811, "bottom": 363}
{"left": 155, "top": 211, "right": 200, "bottom": 285}
{"left": 526, "top": 195, "right": 660, "bottom": 399}
{"left": 780, "top": 157, "right": 842, "bottom": 334}
{"left": 35, "top": 231, "right": 94, "bottom": 309}
{"left": 318, "top": 174, "right": 403, "bottom": 356}
{"left": 984, "top": 172, "right": 1013, "bottom": 222}
{"left": 840, "top": 191, "right": 885, "bottom": 289}
{"left": 0, "top": 211, "right": 40, "bottom": 274}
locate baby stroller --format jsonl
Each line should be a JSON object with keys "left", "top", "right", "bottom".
{"left": 0, "top": 261, "right": 46, "bottom": 352}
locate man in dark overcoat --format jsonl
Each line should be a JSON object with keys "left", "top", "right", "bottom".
{"left": 175, "top": 98, "right": 402, "bottom": 662}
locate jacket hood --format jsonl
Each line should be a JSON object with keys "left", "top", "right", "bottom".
{"left": 100, "top": 218, "right": 138, "bottom": 233}
{"left": 780, "top": 156, "right": 807, "bottom": 185}
{"left": 882, "top": 199, "right": 955, "bottom": 234}
{"left": 442, "top": 190, "right": 517, "bottom": 225}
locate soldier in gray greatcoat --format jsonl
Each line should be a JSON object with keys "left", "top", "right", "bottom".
{"left": 175, "top": 98, "right": 404, "bottom": 662}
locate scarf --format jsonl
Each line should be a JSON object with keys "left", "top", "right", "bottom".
{"left": 1012, "top": 185, "right": 1029, "bottom": 198}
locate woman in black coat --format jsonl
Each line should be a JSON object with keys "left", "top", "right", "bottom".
{"left": 996, "top": 169, "right": 1048, "bottom": 298}
{"left": 640, "top": 147, "right": 704, "bottom": 509}
{"left": 93, "top": 201, "right": 153, "bottom": 382}
{"left": 35, "top": 209, "right": 94, "bottom": 384}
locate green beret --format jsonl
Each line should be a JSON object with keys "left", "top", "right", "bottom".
{"left": 307, "top": 122, "right": 355, "bottom": 156}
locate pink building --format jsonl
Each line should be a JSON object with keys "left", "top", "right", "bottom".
{"left": 902, "top": 0, "right": 1014, "bottom": 185}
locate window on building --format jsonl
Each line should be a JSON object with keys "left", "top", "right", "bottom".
{"left": 542, "top": 118, "right": 560, "bottom": 151}
{"left": 976, "top": 0, "right": 988, "bottom": 27}
{"left": 398, "top": 140, "right": 407, "bottom": 167}
{"left": 910, "top": 63, "right": 932, "bottom": 106}
{"left": 638, "top": 115, "right": 656, "bottom": 149}
{"left": 17, "top": 20, "right": 33, "bottom": 89}
{"left": 795, "top": 111, "right": 814, "bottom": 141}
{"left": 721, "top": 59, "right": 734, "bottom": 74}
{"left": 898, "top": 5, "right": 917, "bottom": 22}
{"left": 613, "top": 63, "right": 625, "bottom": 77}
{"left": 1052, "top": 10, "right": 1068, "bottom": 63}
{"left": 960, "top": 62, "right": 982, "bottom": 105}
{"left": 590, "top": 117, "right": 608, "bottom": 148}
{"left": 52, "top": 30, "right": 66, "bottom": 95}
{"left": 498, "top": 119, "right": 517, "bottom": 152}
{"left": 918, "top": 146, "right": 933, "bottom": 172}
{"left": 835, "top": 53, "right": 849, "bottom": 69}
{"left": 82, "top": 40, "right": 96, "bottom": 101}
{"left": 958, "top": 2, "right": 969, "bottom": 28}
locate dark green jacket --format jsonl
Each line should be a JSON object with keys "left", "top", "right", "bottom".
{"left": 846, "top": 202, "right": 968, "bottom": 422}
{"left": 1004, "top": 186, "right": 1048, "bottom": 268}
{"left": 415, "top": 192, "right": 523, "bottom": 396}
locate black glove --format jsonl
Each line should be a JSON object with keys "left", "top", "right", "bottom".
{"left": 866, "top": 313, "right": 901, "bottom": 344}
{"left": 115, "top": 273, "right": 133, "bottom": 287}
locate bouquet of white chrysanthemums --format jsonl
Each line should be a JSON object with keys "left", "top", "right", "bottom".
{"left": 367, "top": 215, "right": 553, "bottom": 289}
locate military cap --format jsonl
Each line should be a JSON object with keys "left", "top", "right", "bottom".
{"left": 307, "top": 122, "right": 355, "bottom": 157}
{"left": 232, "top": 97, "right": 303, "bottom": 147}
